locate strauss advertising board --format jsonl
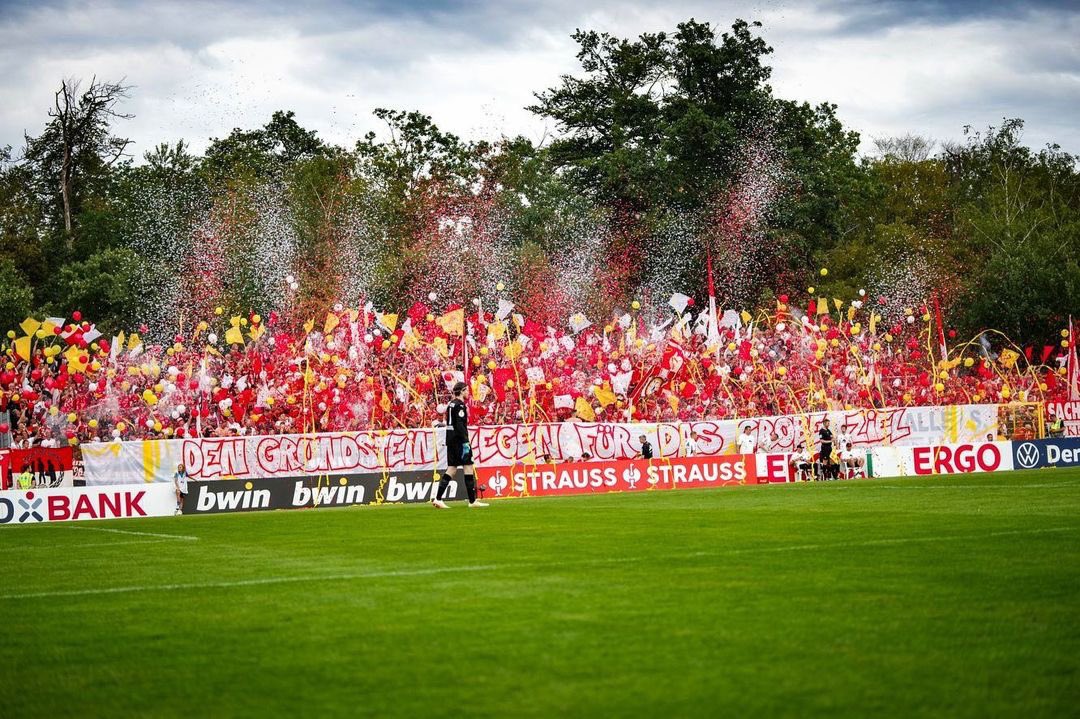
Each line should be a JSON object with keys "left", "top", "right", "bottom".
{"left": 476, "top": 455, "right": 758, "bottom": 499}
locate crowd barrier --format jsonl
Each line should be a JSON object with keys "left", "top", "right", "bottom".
{"left": 4, "top": 438, "right": 1077, "bottom": 524}
{"left": 80, "top": 403, "right": 1010, "bottom": 486}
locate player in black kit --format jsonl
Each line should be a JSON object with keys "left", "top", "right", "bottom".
{"left": 433, "top": 381, "right": 489, "bottom": 509}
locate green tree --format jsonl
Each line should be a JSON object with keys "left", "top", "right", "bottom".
{"left": 53, "top": 247, "right": 150, "bottom": 333}
{"left": 0, "top": 258, "right": 34, "bottom": 334}
{"left": 20, "top": 78, "right": 132, "bottom": 247}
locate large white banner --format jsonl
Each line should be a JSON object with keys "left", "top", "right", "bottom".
{"left": 0, "top": 484, "right": 177, "bottom": 525}
{"left": 869, "top": 441, "right": 1015, "bottom": 477}
{"left": 81, "top": 404, "right": 1003, "bottom": 486}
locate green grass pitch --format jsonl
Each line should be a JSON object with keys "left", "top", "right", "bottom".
{"left": 2, "top": 469, "right": 1079, "bottom": 718}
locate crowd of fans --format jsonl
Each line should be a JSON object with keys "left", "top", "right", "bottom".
{"left": 0, "top": 296, "right": 1069, "bottom": 447}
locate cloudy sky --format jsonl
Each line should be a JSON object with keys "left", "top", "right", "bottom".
{"left": 1, "top": 0, "right": 1077, "bottom": 159}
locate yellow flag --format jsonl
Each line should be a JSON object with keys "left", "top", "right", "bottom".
{"left": 816, "top": 299, "right": 829, "bottom": 315}
{"left": 488, "top": 321, "right": 506, "bottom": 341}
{"left": 20, "top": 318, "right": 41, "bottom": 337}
{"left": 847, "top": 306, "right": 856, "bottom": 322}
{"left": 833, "top": 298, "right": 843, "bottom": 311}
{"left": 379, "top": 393, "right": 393, "bottom": 412}
{"left": 402, "top": 328, "right": 420, "bottom": 351}
{"left": 248, "top": 323, "right": 266, "bottom": 342}
{"left": 574, "top": 396, "right": 595, "bottom": 421}
{"left": 324, "top": 312, "right": 340, "bottom": 335}
{"left": 303, "top": 318, "right": 315, "bottom": 334}
{"left": 377, "top": 313, "right": 398, "bottom": 332}
{"left": 667, "top": 392, "right": 680, "bottom": 413}
{"left": 740, "top": 310, "right": 752, "bottom": 324}
{"left": 127, "top": 333, "right": 142, "bottom": 351}
{"left": 436, "top": 308, "right": 465, "bottom": 336}
{"left": 64, "top": 345, "right": 88, "bottom": 375}
{"left": 593, "top": 384, "right": 617, "bottom": 407}
{"left": 869, "top": 312, "right": 880, "bottom": 336}
{"left": 224, "top": 325, "right": 244, "bottom": 346}
{"left": 347, "top": 308, "right": 360, "bottom": 322}
{"left": 13, "top": 336, "right": 31, "bottom": 361}
{"left": 999, "top": 348, "right": 1020, "bottom": 368}
{"left": 504, "top": 339, "right": 523, "bottom": 362}
{"left": 432, "top": 336, "right": 450, "bottom": 358}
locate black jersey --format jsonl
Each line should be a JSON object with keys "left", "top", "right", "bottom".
{"left": 445, "top": 398, "right": 469, "bottom": 445}
{"left": 818, "top": 427, "right": 833, "bottom": 449}
{"left": 640, "top": 441, "right": 654, "bottom": 459}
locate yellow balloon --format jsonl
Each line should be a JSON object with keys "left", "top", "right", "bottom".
{"left": 67, "top": 412, "right": 77, "bottom": 423}
{"left": 820, "top": 268, "right": 828, "bottom": 276}
{"left": 808, "top": 287, "right": 815, "bottom": 294}
{"left": 88, "top": 419, "right": 99, "bottom": 429}
{"left": 631, "top": 300, "right": 641, "bottom": 310}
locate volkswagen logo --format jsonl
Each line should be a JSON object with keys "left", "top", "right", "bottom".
{"left": 1015, "top": 442, "right": 1040, "bottom": 469}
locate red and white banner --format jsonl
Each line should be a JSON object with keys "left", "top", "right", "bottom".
{"left": 476, "top": 455, "right": 756, "bottom": 499}
{"left": 869, "top": 441, "right": 1014, "bottom": 477}
{"left": 0, "top": 484, "right": 177, "bottom": 525}
{"left": 81, "top": 404, "right": 1002, "bottom": 486}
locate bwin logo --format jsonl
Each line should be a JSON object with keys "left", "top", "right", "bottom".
{"left": 489, "top": 473, "right": 509, "bottom": 496}
{"left": 1015, "top": 442, "right": 1040, "bottom": 469}
{"left": 19, "top": 492, "right": 44, "bottom": 523}
{"left": 622, "top": 467, "right": 641, "bottom": 489}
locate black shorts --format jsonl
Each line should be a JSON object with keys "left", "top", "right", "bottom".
{"left": 446, "top": 442, "right": 473, "bottom": 467}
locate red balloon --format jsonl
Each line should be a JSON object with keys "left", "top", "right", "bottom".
{"left": 0, "top": 423, "right": 9, "bottom": 434}
{"left": 72, "top": 310, "right": 82, "bottom": 322}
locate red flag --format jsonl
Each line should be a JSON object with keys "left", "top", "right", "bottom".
{"left": 1069, "top": 316, "right": 1079, "bottom": 401}
{"left": 933, "top": 295, "right": 948, "bottom": 361}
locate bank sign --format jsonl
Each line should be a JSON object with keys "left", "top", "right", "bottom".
{"left": 1011, "top": 438, "right": 1080, "bottom": 470}
{"left": 0, "top": 485, "right": 177, "bottom": 525}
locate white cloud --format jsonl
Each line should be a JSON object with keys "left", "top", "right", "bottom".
{"left": 0, "top": 0, "right": 1076, "bottom": 159}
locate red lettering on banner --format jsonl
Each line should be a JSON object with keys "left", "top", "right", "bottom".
{"left": 99, "top": 493, "right": 121, "bottom": 518}
{"left": 48, "top": 495, "right": 69, "bottom": 520}
{"left": 73, "top": 494, "right": 96, "bottom": 519}
{"left": 761, "top": 454, "right": 793, "bottom": 483}
{"left": 913, "top": 444, "right": 1001, "bottom": 475}
{"left": 125, "top": 491, "right": 146, "bottom": 516}
{"left": 184, "top": 438, "right": 249, "bottom": 479}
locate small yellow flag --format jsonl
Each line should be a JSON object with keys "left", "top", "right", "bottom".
{"left": 224, "top": 326, "right": 244, "bottom": 346}
{"left": 574, "top": 396, "right": 595, "bottom": 421}
{"left": 593, "top": 384, "right": 617, "bottom": 407}
{"left": 324, "top": 312, "right": 340, "bottom": 335}
{"left": 998, "top": 348, "right": 1021, "bottom": 368}
{"left": 377, "top": 313, "right": 398, "bottom": 332}
{"left": 64, "top": 345, "right": 88, "bottom": 375}
{"left": 13, "top": 336, "right": 31, "bottom": 361}
{"left": 436, "top": 308, "right": 465, "bottom": 336}
{"left": 20, "top": 318, "right": 41, "bottom": 338}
